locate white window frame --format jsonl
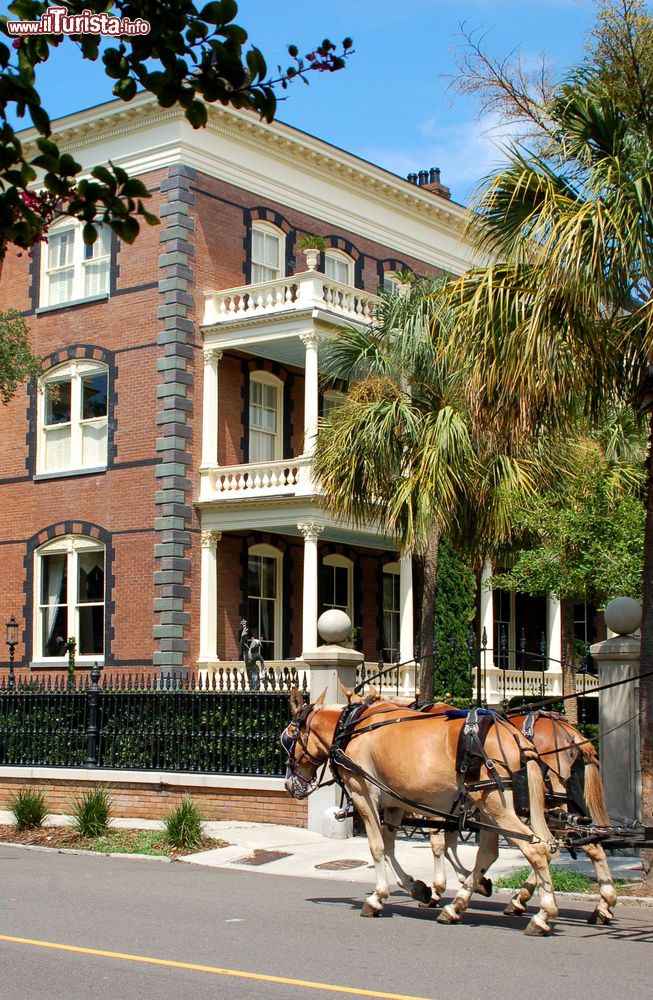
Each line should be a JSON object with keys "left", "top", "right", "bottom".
{"left": 324, "top": 249, "right": 354, "bottom": 285}
{"left": 34, "top": 535, "right": 106, "bottom": 664}
{"left": 37, "top": 360, "right": 109, "bottom": 476}
{"left": 322, "top": 553, "right": 353, "bottom": 621}
{"left": 247, "top": 543, "right": 283, "bottom": 659}
{"left": 322, "top": 389, "right": 346, "bottom": 417}
{"left": 248, "top": 371, "right": 283, "bottom": 463}
{"left": 251, "top": 222, "right": 284, "bottom": 283}
{"left": 382, "top": 561, "right": 401, "bottom": 663}
{"left": 382, "top": 272, "right": 401, "bottom": 294}
{"left": 40, "top": 219, "right": 111, "bottom": 307}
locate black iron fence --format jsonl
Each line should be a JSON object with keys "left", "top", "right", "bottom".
{"left": 0, "top": 666, "right": 307, "bottom": 775}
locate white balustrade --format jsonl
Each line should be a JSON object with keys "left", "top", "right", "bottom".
{"left": 204, "top": 270, "right": 379, "bottom": 326}
{"left": 201, "top": 457, "right": 315, "bottom": 500}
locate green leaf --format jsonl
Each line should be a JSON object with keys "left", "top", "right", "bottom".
{"left": 186, "top": 100, "right": 208, "bottom": 128}
{"left": 82, "top": 223, "right": 98, "bottom": 245}
{"left": 110, "top": 216, "right": 139, "bottom": 244}
{"left": 27, "top": 103, "right": 50, "bottom": 135}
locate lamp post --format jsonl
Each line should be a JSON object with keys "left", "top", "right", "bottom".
{"left": 6, "top": 615, "right": 18, "bottom": 691}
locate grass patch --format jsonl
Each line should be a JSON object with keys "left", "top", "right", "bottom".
{"left": 10, "top": 787, "right": 49, "bottom": 830}
{"left": 495, "top": 866, "right": 596, "bottom": 893}
{"left": 0, "top": 823, "right": 228, "bottom": 858}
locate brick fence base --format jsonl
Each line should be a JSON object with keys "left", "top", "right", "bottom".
{"left": 0, "top": 768, "right": 307, "bottom": 827}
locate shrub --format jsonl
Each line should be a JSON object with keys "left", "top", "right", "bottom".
{"left": 72, "top": 786, "right": 113, "bottom": 837}
{"left": 164, "top": 796, "right": 204, "bottom": 851}
{"left": 10, "top": 787, "right": 49, "bottom": 830}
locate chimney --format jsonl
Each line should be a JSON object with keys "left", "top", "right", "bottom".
{"left": 406, "top": 166, "right": 451, "bottom": 200}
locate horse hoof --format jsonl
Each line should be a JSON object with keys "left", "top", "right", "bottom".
{"left": 588, "top": 909, "right": 611, "bottom": 926}
{"left": 411, "top": 880, "right": 432, "bottom": 905}
{"left": 436, "top": 905, "right": 459, "bottom": 925}
{"left": 477, "top": 877, "right": 493, "bottom": 898}
{"left": 504, "top": 901, "right": 526, "bottom": 917}
{"left": 361, "top": 901, "right": 382, "bottom": 918}
{"left": 524, "top": 919, "right": 549, "bottom": 936}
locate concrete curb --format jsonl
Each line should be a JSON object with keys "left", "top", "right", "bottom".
{"left": 0, "top": 839, "right": 171, "bottom": 862}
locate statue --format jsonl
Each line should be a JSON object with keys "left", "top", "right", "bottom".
{"left": 239, "top": 619, "right": 266, "bottom": 691}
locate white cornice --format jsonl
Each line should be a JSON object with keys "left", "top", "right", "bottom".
{"left": 18, "top": 94, "right": 477, "bottom": 273}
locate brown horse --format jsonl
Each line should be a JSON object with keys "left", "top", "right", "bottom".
{"left": 426, "top": 710, "right": 617, "bottom": 925}
{"left": 282, "top": 687, "right": 559, "bottom": 935}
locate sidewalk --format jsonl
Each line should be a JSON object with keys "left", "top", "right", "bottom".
{"left": 0, "top": 810, "right": 645, "bottom": 890}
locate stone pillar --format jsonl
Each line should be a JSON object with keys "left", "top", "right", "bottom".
{"left": 298, "top": 522, "right": 323, "bottom": 655}
{"left": 590, "top": 597, "right": 642, "bottom": 823}
{"left": 300, "top": 333, "right": 319, "bottom": 456}
{"left": 399, "top": 554, "right": 414, "bottom": 664}
{"left": 303, "top": 609, "right": 364, "bottom": 838}
{"left": 201, "top": 349, "right": 222, "bottom": 466}
{"left": 199, "top": 530, "right": 221, "bottom": 664}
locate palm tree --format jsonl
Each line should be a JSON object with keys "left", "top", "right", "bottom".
{"left": 447, "top": 26, "right": 653, "bottom": 870}
{"left": 314, "top": 278, "right": 540, "bottom": 699}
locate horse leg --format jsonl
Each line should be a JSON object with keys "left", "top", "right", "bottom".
{"left": 502, "top": 832, "right": 557, "bottom": 936}
{"left": 427, "top": 831, "right": 449, "bottom": 906}
{"left": 437, "top": 830, "right": 499, "bottom": 925}
{"left": 349, "top": 789, "right": 391, "bottom": 917}
{"left": 583, "top": 843, "right": 617, "bottom": 925}
{"left": 503, "top": 871, "right": 537, "bottom": 917}
{"left": 381, "top": 808, "right": 432, "bottom": 905}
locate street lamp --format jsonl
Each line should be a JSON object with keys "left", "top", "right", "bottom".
{"left": 6, "top": 615, "right": 18, "bottom": 691}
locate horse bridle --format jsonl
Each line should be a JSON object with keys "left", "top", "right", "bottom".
{"left": 281, "top": 703, "right": 332, "bottom": 797}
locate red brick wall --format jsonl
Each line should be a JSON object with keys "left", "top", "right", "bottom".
{"left": 0, "top": 775, "right": 307, "bottom": 826}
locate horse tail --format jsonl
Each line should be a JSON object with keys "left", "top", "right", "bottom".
{"left": 526, "top": 758, "right": 554, "bottom": 845}
{"left": 583, "top": 759, "right": 611, "bottom": 826}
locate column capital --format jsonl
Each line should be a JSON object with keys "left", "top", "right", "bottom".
{"left": 297, "top": 523, "right": 324, "bottom": 541}
{"left": 204, "top": 348, "right": 224, "bottom": 365}
{"left": 299, "top": 332, "right": 321, "bottom": 350}
{"left": 201, "top": 529, "right": 222, "bottom": 549}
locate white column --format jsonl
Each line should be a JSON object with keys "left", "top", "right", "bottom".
{"left": 547, "top": 594, "right": 562, "bottom": 676}
{"left": 199, "top": 530, "right": 221, "bottom": 663}
{"left": 399, "top": 554, "right": 414, "bottom": 664}
{"left": 201, "top": 349, "right": 222, "bottom": 466}
{"left": 300, "top": 333, "right": 319, "bottom": 456}
{"left": 298, "top": 522, "right": 323, "bottom": 654}
{"left": 480, "top": 560, "right": 494, "bottom": 649}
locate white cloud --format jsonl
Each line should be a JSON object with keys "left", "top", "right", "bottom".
{"left": 362, "top": 112, "right": 521, "bottom": 205}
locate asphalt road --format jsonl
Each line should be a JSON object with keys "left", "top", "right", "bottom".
{"left": 0, "top": 846, "right": 650, "bottom": 1000}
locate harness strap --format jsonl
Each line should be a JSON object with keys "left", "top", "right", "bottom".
{"left": 329, "top": 746, "right": 540, "bottom": 844}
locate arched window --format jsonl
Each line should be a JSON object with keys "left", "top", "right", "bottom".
{"left": 41, "top": 219, "right": 111, "bottom": 307}
{"left": 251, "top": 222, "right": 284, "bottom": 282}
{"left": 35, "top": 535, "right": 105, "bottom": 661}
{"left": 247, "top": 543, "right": 282, "bottom": 659}
{"left": 38, "top": 360, "right": 109, "bottom": 475}
{"left": 382, "top": 562, "right": 401, "bottom": 663}
{"left": 249, "top": 372, "right": 283, "bottom": 462}
{"left": 321, "top": 553, "right": 353, "bottom": 620}
{"left": 324, "top": 249, "right": 354, "bottom": 285}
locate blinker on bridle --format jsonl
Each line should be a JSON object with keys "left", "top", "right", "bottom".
{"left": 281, "top": 703, "right": 329, "bottom": 791}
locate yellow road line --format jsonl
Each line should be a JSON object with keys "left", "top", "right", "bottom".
{"left": 0, "top": 933, "right": 435, "bottom": 1000}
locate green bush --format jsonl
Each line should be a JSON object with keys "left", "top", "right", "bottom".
{"left": 10, "top": 787, "right": 49, "bottom": 830}
{"left": 164, "top": 796, "right": 204, "bottom": 851}
{"left": 72, "top": 786, "right": 113, "bottom": 837}
{"left": 433, "top": 540, "right": 477, "bottom": 700}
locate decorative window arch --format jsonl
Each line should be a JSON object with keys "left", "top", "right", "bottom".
{"left": 40, "top": 218, "right": 111, "bottom": 307}
{"left": 382, "top": 561, "right": 401, "bottom": 663}
{"left": 251, "top": 221, "right": 284, "bottom": 282}
{"left": 247, "top": 543, "right": 283, "bottom": 659}
{"left": 321, "top": 553, "right": 354, "bottom": 621}
{"left": 324, "top": 248, "right": 354, "bottom": 285}
{"left": 248, "top": 371, "right": 283, "bottom": 462}
{"left": 34, "top": 534, "right": 105, "bottom": 662}
{"left": 37, "top": 358, "right": 109, "bottom": 475}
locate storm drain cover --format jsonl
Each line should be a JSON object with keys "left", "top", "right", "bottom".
{"left": 314, "top": 859, "right": 367, "bottom": 871}
{"left": 235, "top": 849, "right": 292, "bottom": 866}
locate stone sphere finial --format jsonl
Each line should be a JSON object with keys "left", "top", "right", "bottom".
{"left": 317, "top": 609, "right": 351, "bottom": 644}
{"left": 604, "top": 597, "right": 641, "bottom": 636}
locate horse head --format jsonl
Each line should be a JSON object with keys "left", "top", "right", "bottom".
{"left": 281, "top": 687, "right": 335, "bottom": 799}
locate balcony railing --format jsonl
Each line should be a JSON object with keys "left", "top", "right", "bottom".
{"left": 203, "top": 270, "right": 379, "bottom": 327}
{"left": 199, "top": 456, "right": 317, "bottom": 502}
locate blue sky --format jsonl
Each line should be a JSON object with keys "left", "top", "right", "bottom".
{"left": 3, "top": 0, "right": 598, "bottom": 204}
